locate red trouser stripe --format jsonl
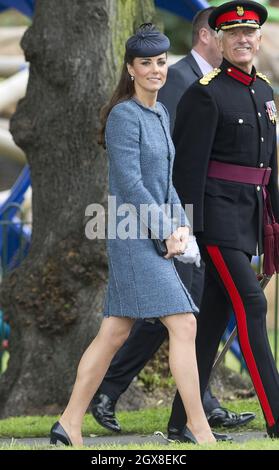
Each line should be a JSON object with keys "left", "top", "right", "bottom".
{"left": 206, "top": 245, "right": 275, "bottom": 427}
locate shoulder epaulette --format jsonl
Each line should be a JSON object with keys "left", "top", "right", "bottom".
{"left": 199, "top": 68, "right": 221, "bottom": 85}
{"left": 256, "top": 72, "right": 271, "bottom": 85}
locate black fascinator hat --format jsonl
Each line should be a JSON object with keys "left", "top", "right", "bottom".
{"left": 125, "top": 23, "right": 170, "bottom": 57}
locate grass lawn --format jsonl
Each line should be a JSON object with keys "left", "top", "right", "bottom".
{"left": 0, "top": 440, "right": 278, "bottom": 450}
{"left": 0, "top": 399, "right": 278, "bottom": 450}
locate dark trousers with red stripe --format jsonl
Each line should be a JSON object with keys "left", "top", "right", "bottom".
{"left": 168, "top": 245, "right": 279, "bottom": 431}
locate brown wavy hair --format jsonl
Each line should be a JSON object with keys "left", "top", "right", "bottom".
{"left": 98, "top": 52, "right": 135, "bottom": 148}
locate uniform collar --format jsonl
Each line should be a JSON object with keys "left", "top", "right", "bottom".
{"left": 221, "top": 59, "right": 256, "bottom": 86}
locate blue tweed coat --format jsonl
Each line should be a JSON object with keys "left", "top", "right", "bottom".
{"left": 103, "top": 98, "right": 198, "bottom": 318}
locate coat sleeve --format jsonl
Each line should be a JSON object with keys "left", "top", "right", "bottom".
{"left": 105, "top": 103, "right": 175, "bottom": 241}
{"left": 157, "top": 102, "right": 190, "bottom": 229}
{"left": 172, "top": 83, "right": 219, "bottom": 233}
{"left": 267, "top": 126, "right": 279, "bottom": 222}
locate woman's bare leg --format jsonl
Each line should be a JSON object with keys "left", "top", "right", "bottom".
{"left": 59, "top": 316, "right": 134, "bottom": 445}
{"left": 160, "top": 313, "right": 215, "bottom": 444}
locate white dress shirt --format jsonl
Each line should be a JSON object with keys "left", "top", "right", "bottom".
{"left": 190, "top": 49, "right": 213, "bottom": 75}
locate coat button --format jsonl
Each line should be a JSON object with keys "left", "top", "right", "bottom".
{"left": 238, "top": 118, "right": 244, "bottom": 124}
{"left": 257, "top": 186, "right": 261, "bottom": 191}
{"left": 258, "top": 112, "right": 261, "bottom": 117}
{"left": 261, "top": 137, "right": 264, "bottom": 142}
{"left": 259, "top": 163, "right": 263, "bottom": 167}
{"left": 251, "top": 89, "right": 255, "bottom": 94}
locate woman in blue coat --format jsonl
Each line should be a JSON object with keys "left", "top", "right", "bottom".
{"left": 50, "top": 24, "right": 215, "bottom": 446}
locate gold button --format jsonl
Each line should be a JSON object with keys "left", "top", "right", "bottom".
{"left": 228, "top": 68, "right": 232, "bottom": 72}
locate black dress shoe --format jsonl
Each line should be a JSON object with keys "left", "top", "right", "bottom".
{"left": 50, "top": 421, "right": 72, "bottom": 446}
{"left": 167, "top": 426, "right": 232, "bottom": 443}
{"left": 207, "top": 407, "right": 255, "bottom": 428}
{"left": 91, "top": 393, "right": 121, "bottom": 433}
{"left": 266, "top": 419, "right": 279, "bottom": 438}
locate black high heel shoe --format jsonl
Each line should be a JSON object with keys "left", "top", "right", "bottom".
{"left": 50, "top": 421, "right": 72, "bottom": 446}
{"left": 181, "top": 425, "right": 198, "bottom": 444}
{"left": 169, "top": 425, "right": 228, "bottom": 443}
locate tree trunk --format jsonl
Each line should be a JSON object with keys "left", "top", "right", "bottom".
{"left": 0, "top": 0, "right": 155, "bottom": 417}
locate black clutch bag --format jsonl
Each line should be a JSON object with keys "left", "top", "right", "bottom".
{"left": 153, "top": 238, "right": 168, "bottom": 256}
{"left": 148, "top": 228, "right": 168, "bottom": 256}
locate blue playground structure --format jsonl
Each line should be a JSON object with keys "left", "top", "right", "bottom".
{"left": 0, "top": 0, "right": 208, "bottom": 20}
{"left": 2, "top": 0, "right": 278, "bottom": 23}
{"left": 155, "top": 0, "right": 209, "bottom": 19}
{"left": 0, "top": 1, "right": 32, "bottom": 275}
{"left": 0, "top": 0, "right": 34, "bottom": 16}
{"left": 0, "top": 0, "right": 247, "bottom": 371}
{"left": 0, "top": 166, "right": 31, "bottom": 273}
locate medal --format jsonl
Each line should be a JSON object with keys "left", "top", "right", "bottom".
{"left": 265, "top": 100, "right": 277, "bottom": 124}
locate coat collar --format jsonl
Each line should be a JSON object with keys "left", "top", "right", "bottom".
{"left": 221, "top": 58, "right": 256, "bottom": 86}
{"left": 131, "top": 96, "right": 159, "bottom": 114}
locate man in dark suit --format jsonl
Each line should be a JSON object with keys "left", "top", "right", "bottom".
{"left": 90, "top": 7, "right": 255, "bottom": 438}
{"left": 158, "top": 8, "right": 222, "bottom": 134}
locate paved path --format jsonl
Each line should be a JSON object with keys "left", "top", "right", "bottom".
{"left": 0, "top": 431, "right": 268, "bottom": 447}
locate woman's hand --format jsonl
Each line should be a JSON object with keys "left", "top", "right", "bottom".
{"left": 164, "top": 226, "right": 190, "bottom": 259}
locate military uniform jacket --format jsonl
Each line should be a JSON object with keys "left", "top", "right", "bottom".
{"left": 173, "top": 58, "right": 279, "bottom": 255}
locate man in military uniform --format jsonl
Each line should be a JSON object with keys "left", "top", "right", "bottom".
{"left": 171, "top": 0, "right": 279, "bottom": 439}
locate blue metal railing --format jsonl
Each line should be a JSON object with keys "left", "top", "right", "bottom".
{"left": 0, "top": 207, "right": 31, "bottom": 373}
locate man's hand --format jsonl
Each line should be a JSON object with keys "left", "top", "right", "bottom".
{"left": 164, "top": 226, "right": 190, "bottom": 259}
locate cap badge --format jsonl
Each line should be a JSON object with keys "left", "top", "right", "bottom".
{"left": 236, "top": 6, "right": 244, "bottom": 16}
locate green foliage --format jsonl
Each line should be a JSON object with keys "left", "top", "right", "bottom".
{"left": 0, "top": 10, "right": 30, "bottom": 26}
{"left": 138, "top": 340, "right": 174, "bottom": 390}
{"left": 138, "top": 370, "right": 174, "bottom": 390}
{"left": 156, "top": 8, "right": 192, "bottom": 54}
